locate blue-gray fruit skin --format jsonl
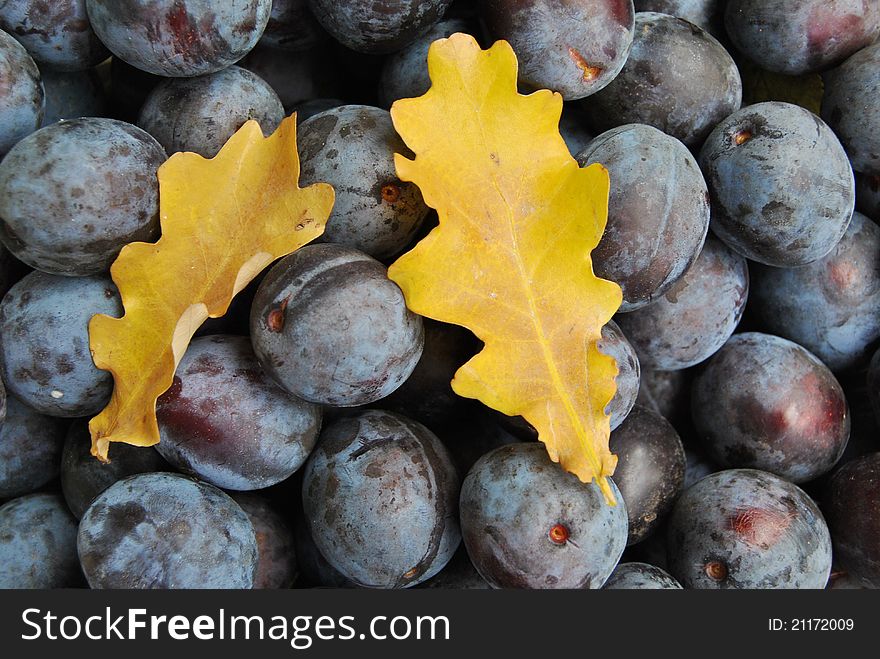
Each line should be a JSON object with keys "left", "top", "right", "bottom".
{"left": 0, "top": 117, "right": 166, "bottom": 276}
{"left": 419, "top": 547, "right": 491, "bottom": 589}
{"left": 749, "top": 212, "right": 880, "bottom": 373}
{"left": 0, "top": 30, "right": 43, "bottom": 155}
{"left": 77, "top": 472, "right": 258, "bottom": 589}
{"left": 293, "top": 515, "right": 356, "bottom": 588}
{"left": 241, "top": 44, "right": 342, "bottom": 112}
{"left": 578, "top": 124, "right": 710, "bottom": 311}
{"left": 582, "top": 12, "right": 741, "bottom": 147}
{"left": 667, "top": 469, "right": 832, "bottom": 589}
{"left": 0, "top": 395, "right": 67, "bottom": 499}
{"left": 309, "top": 0, "right": 452, "bottom": 54}
{"left": 155, "top": 335, "right": 321, "bottom": 491}
{"left": 636, "top": 368, "right": 692, "bottom": 431}
{"left": 0, "top": 493, "right": 82, "bottom": 588}
{"left": 377, "top": 18, "right": 470, "bottom": 108}
{"left": 822, "top": 41, "right": 880, "bottom": 176}
{"left": 603, "top": 562, "right": 682, "bottom": 589}
{"left": 683, "top": 447, "right": 719, "bottom": 489}
{"left": 298, "top": 105, "right": 429, "bottom": 259}
{"left": 40, "top": 69, "right": 107, "bottom": 127}
{"left": 480, "top": 0, "right": 635, "bottom": 100}
{"left": 0, "top": 271, "right": 121, "bottom": 416}
{"left": 616, "top": 236, "right": 748, "bottom": 371}
{"left": 699, "top": 102, "right": 855, "bottom": 267}
{"left": 60, "top": 422, "right": 168, "bottom": 519}
{"left": 725, "top": 0, "right": 880, "bottom": 76}
{"left": 137, "top": 65, "right": 284, "bottom": 158}
{"left": 0, "top": 0, "right": 109, "bottom": 71}
{"left": 634, "top": 0, "right": 725, "bottom": 37}
{"left": 692, "top": 333, "right": 850, "bottom": 484}
{"left": 302, "top": 410, "right": 461, "bottom": 588}
{"left": 855, "top": 172, "right": 880, "bottom": 221}
{"left": 824, "top": 453, "right": 880, "bottom": 588}
{"left": 85, "top": 0, "right": 272, "bottom": 77}
{"left": 259, "top": 0, "right": 327, "bottom": 52}
{"left": 250, "top": 244, "right": 424, "bottom": 406}
{"left": 460, "top": 442, "right": 628, "bottom": 589}
{"left": 609, "top": 405, "right": 685, "bottom": 545}
{"left": 294, "top": 98, "right": 345, "bottom": 124}
{"left": 231, "top": 493, "right": 298, "bottom": 589}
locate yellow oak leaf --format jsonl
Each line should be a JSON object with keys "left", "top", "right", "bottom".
{"left": 88, "top": 116, "right": 334, "bottom": 461}
{"left": 388, "top": 33, "right": 623, "bottom": 504}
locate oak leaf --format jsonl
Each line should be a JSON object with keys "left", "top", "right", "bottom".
{"left": 388, "top": 33, "right": 623, "bottom": 504}
{"left": 88, "top": 116, "right": 334, "bottom": 460}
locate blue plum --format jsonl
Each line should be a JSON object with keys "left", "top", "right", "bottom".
{"left": 0, "top": 117, "right": 166, "bottom": 275}
{"left": 85, "top": 0, "right": 272, "bottom": 77}
{"left": 40, "top": 68, "right": 107, "bottom": 126}
{"left": 749, "top": 212, "right": 880, "bottom": 373}
{"left": 699, "top": 102, "right": 855, "bottom": 266}
{"left": 667, "top": 469, "right": 832, "bottom": 588}
{"left": 633, "top": 0, "right": 725, "bottom": 37}
{"left": 603, "top": 562, "right": 682, "bottom": 589}
{"left": 0, "top": 394, "right": 67, "bottom": 499}
{"left": 137, "top": 65, "right": 284, "bottom": 158}
{"left": 0, "top": 271, "right": 121, "bottom": 416}
{"left": 0, "top": 493, "right": 81, "bottom": 588}
{"left": 155, "top": 335, "right": 321, "bottom": 491}
{"left": 578, "top": 124, "right": 710, "bottom": 311}
{"left": 77, "top": 472, "right": 258, "bottom": 588}
{"left": 0, "top": 29, "right": 43, "bottom": 155}
{"left": 460, "top": 442, "right": 628, "bottom": 588}
{"left": 302, "top": 410, "right": 461, "bottom": 588}
{"left": 241, "top": 44, "right": 342, "bottom": 112}
{"left": 260, "top": 0, "right": 327, "bottom": 52}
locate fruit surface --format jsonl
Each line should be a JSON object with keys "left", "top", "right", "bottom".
{"left": 0, "top": 395, "right": 67, "bottom": 500}
{"left": 0, "top": 29, "right": 43, "bottom": 156}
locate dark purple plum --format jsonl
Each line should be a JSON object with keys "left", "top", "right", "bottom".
{"left": 633, "top": 0, "right": 725, "bottom": 37}
{"left": 77, "top": 472, "right": 258, "bottom": 589}
{"left": 419, "top": 546, "right": 491, "bottom": 589}
{"left": 582, "top": 12, "right": 741, "bottom": 147}
{"left": 293, "top": 515, "right": 356, "bottom": 588}
{"left": 699, "top": 102, "right": 855, "bottom": 267}
{"left": 824, "top": 453, "right": 880, "bottom": 588}
{"left": 855, "top": 172, "right": 880, "bottom": 221}
{"left": 603, "top": 562, "right": 682, "bottom": 589}
{"left": 460, "top": 442, "right": 628, "bottom": 589}
{"left": 380, "top": 319, "right": 480, "bottom": 429}
{"left": 0, "top": 0, "right": 109, "bottom": 71}
{"left": 155, "top": 335, "right": 321, "bottom": 491}
{"left": 749, "top": 212, "right": 880, "bottom": 373}
{"left": 616, "top": 236, "right": 749, "bottom": 371}
{"left": 250, "top": 244, "right": 423, "bottom": 406}
{"left": 822, "top": 41, "right": 880, "bottom": 176}
{"left": 40, "top": 68, "right": 107, "bottom": 126}
{"left": 0, "top": 395, "right": 67, "bottom": 499}
{"left": 479, "top": 0, "right": 635, "bottom": 100}
{"left": 577, "top": 124, "right": 710, "bottom": 311}
{"left": 0, "top": 117, "right": 166, "bottom": 276}
{"left": 377, "top": 18, "right": 470, "bottom": 107}
{"left": 0, "top": 271, "right": 121, "bottom": 416}
{"left": 309, "top": 0, "right": 453, "bottom": 54}
{"left": 609, "top": 405, "right": 685, "bottom": 545}
{"left": 260, "top": 0, "right": 327, "bottom": 52}
{"left": 0, "top": 29, "right": 43, "bottom": 155}
{"left": 725, "top": 0, "right": 880, "bottom": 75}
{"left": 692, "top": 333, "right": 850, "bottom": 483}
{"left": 231, "top": 493, "right": 298, "bottom": 589}
{"left": 60, "top": 422, "right": 167, "bottom": 519}
{"left": 298, "top": 105, "right": 429, "bottom": 259}
{"left": 85, "top": 0, "right": 272, "bottom": 77}
{"left": 667, "top": 469, "right": 832, "bottom": 588}
{"left": 137, "top": 65, "right": 283, "bottom": 158}
{"left": 0, "top": 493, "right": 81, "bottom": 588}
{"left": 241, "top": 44, "right": 342, "bottom": 112}
{"left": 302, "top": 410, "right": 460, "bottom": 588}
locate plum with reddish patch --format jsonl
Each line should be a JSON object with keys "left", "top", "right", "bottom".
{"left": 667, "top": 469, "right": 832, "bottom": 588}
{"left": 301, "top": 410, "right": 460, "bottom": 588}
{"left": 725, "top": 0, "right": 880, "bottom": 75}
{"left": 749, "top": 212, "right": 880, "bottom": 373}
{"left": 155, "top": 335, "right": 321, "bottom": 491}
{"left": 479, "top": 0, "right": 635, "bottom": 100}
{"left": 85, "top": 0, "right": 271, "bottom": 77}
{"left": 692, "top": 333, "right": 850, "bottom": 483}
{"left": 460, "top": 442, "right": 628, "bottom": 588}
